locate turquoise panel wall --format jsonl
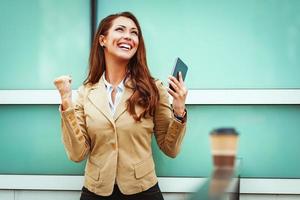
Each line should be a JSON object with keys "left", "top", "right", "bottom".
{"left": 1, "top": 105, "right": 300, "bottom": 178}
{"left": 0, "top": 0, "right": 300, "bottom": 178}
{"left": 0, "top": 0, "right": 90, "bottom": 89}
{"left": 98, "top": 0, "right": 300, "bottom": 89}
{"left": 0, "top": 106, "right": 84, "bottom": 175}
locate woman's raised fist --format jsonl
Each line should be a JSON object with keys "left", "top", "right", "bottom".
{"left": 53, "top": 75, "right": 72, "bottom": 110}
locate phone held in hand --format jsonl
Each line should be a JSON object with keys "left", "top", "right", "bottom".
{"left": 169, "top": 57, "right": 188, "bottom": 91}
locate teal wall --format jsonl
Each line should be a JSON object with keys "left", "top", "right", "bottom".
{"left": 0, "top": 0, "right": 300, "bottom": 178}
{"left": 99, "top": 0, "right": 300, "bottom": 89}
{"left": 1, "top": 105, "right": 300, "bottom": 177}
{"left": 0, "top": 0, "right": 90, "bottom": 89}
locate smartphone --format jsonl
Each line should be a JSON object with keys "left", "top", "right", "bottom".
{"left": 169, "top": 57, "right": 188, "bottom": 91}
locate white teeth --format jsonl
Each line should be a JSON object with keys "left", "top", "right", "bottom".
{"left": 118, "top": 43, "right": 131, "bottom": 50}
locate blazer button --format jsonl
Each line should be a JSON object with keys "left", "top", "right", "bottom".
{"left": 68, "top": 115, "right": 75, "bottom": 121}
{"left": 111, "top": 143, "right": 117, "bottom": 150}
{"left": 71, "top": 121, "right": 77, "bottom": 127}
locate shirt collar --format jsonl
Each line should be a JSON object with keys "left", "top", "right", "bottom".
{"left": 102, "top": 72, "right": 125, "bottom": 91}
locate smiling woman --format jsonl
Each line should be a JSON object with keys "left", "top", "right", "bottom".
{"left": 53, "top": 11, "right": 188, "bottom": 200}
{"left": 99, "top": 17, "right": 139, "bottom": 61}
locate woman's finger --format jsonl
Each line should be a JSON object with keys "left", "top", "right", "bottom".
{"left": 178, "top": 71, "right": 184, "bottom": 84}
{"left": 167, "top": 87, "right": 178, "bottom": 98}
{"left": 54, "top": 75, "right": 71, "bottom": 85}
{"left": 168, "top": 79, "right": 180, "bottom": 93}
{"left": 169, "top": 75, "right": 181, "bottom": 87}
{"left": 169, "top": 75, "right": 186, "bottom": 94}
{"left": 67, "top": 75, "right": 72, "bottom": 83}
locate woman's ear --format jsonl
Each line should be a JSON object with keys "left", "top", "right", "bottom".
{"left": 99, "top": 35, "right": 106, "bottom": 48}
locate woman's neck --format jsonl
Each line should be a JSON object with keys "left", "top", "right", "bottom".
{"left": 105, "top": 57, "right": 128, "bottom": 86}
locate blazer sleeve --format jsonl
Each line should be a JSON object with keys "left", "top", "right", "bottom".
{"left": 60, "top": 85, "right": 91, "bottom": 162}
{"left": 153, "top": 80, "right": 187, "bottom": 158}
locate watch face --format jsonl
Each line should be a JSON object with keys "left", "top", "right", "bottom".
{"left": 176, "top": 116, "right": 183, "bottom": 120}
{"left": 173, "top": 109, "right": 187, "bottom": 122}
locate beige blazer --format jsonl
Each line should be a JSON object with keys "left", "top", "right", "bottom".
{"left": 60, "top": 77, "right": 186, "bottom": 196}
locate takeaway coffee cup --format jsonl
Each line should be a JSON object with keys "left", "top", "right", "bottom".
{"left": 210, "top": 128, "right": 239, "bottom": 168}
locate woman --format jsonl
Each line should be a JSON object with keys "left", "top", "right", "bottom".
{"left": 54, "top": 12, "right": 188, "bottom": 200}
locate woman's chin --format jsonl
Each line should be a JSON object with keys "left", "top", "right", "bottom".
{"left": 115, "top": 53, "right": 135, "bottom": 61}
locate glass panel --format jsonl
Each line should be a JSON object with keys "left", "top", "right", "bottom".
{"left": 1, "top": 105, "right": 300, "bottom": 177}
{"left": 98, "top": 0, "right": 300, "bottom": 89}
{"left": 0, "top": 0, "right": 90, "bottom": 89}
{"left": 153, "top": 105, "right": 300, "bottom": 178}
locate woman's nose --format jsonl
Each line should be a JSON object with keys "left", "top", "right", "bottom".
{"left": 123, "top": 31, "right": 132, "bottom": 40}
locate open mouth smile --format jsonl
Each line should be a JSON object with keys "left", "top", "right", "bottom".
{"left": 118, "top": 43, "right": 133, "bottom": 51}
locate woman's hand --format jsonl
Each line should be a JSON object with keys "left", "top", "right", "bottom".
{"left": 167, "top": 72, "right": 188, "bottom": 116}
{"left": 53, "top": 75, "right": 72, "bottom": 110}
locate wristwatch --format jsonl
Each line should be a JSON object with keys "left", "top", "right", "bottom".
{"left": 173, "top": 109, "right": 187, "bottom": 123}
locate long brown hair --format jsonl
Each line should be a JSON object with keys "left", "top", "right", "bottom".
{"left": 84, "top": 12, "right": 159, "bottom": 121}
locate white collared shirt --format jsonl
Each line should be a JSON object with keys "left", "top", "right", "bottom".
{"left": 102, "top": 72, "right": 125, "bottom": 115}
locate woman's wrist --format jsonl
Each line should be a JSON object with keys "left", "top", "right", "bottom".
{"left": 173, "top": 108, "right": 187, "bottom": 123}
{"left": 61, "top": 97, "right": 72, "bottom": 111}
{"left": 61, "top": 91, "right": 72, "bottom": 100}
{"left": 173, "top": 107, "right": 186, "bottom": 117}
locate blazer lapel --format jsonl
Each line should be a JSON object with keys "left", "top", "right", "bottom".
{"left": 113, "top": 80, "right": 133, "bottom": 121}
{"left": 88, "top": 78, "right": 115, "bottom": 126}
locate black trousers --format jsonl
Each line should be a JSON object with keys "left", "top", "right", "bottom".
{"left": 80, "top": 183, "right": 164, "bottom": 200}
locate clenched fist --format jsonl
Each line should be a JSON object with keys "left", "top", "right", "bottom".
{"left": 53, "top": 75, "right": 72, "bottom": 110}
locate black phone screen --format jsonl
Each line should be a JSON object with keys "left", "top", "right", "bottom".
{"left": 169, "top": 57, "right": 188, "bottom": 91}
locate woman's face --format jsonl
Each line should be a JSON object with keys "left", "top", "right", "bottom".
{"left": 100, "top": 16, "right": 139, "bottom": 62}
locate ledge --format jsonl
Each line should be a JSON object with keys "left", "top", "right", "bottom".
{"left": 0, "top": 175, "right": 205, "bottom": 193}
{"left": 1, "top": 175, "right": 300, "bottom": 194}
{"left": 1, "top": 89, "right": 300, "bottom": 104}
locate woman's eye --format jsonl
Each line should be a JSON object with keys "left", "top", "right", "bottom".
{"left": 132, "top": 31, "right": 138, "bottom": 36}
{"left": 116, "top": 28, "right": 123, "bottom": 32}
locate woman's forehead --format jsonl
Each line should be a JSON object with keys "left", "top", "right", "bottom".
{"left": 111, "top": 16, "right": 137, "bottom": 29}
